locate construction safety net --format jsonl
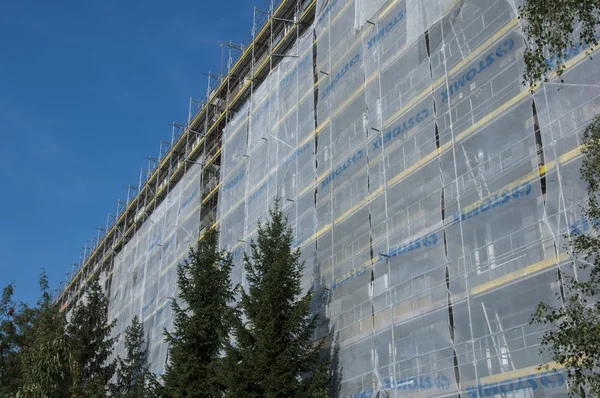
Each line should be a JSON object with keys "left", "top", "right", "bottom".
{"left": 104, "top": 0, "right": 600, "bottom": 396}
{"left": 107, "top": 163, "right": 202, "bottom": 377}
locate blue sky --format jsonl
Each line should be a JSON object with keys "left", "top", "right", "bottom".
{"left": 0, "top": 0, "right": 254, "bottom": 305}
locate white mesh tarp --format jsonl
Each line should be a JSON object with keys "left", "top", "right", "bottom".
{"left": 104, "top": 0, "right": 600, "bottom": 395}
{"left": 314, "top": 0, "right": 570, "bottom": 396}
{"left": 217, "top": 26, "right": 317, "bottom": 296}
{"left": 107, "top": 163, "right": 201, "bottom": 377}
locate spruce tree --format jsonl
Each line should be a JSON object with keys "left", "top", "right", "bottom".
{"left": 113, "top": 315, "right": 157, "bottom": 398}
{"left": 163, "top": 227, "right": 235, "bottom": 397}
{"left": 66, "top": 273, "right": 117, "bottom": 397}
{"left": 223, "top": 200, "right": 330, "bottom": 398}
{"left": 17, "top": 271, "right": 72, "bottom": 398}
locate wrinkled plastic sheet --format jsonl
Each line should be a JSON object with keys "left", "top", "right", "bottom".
{"left": 103, "top": 0, "right": 600, "bottom": 394}
{"left": 316, "top": 0, "right": 570, "bottom": 396}
{"left": 107, "top": 163, "right": 201, "bottom": 376}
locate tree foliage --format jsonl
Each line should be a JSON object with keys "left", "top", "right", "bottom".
{"left": 66, "top": 274, "right": 117, "bottom": 397}
{"left": 519, "top": 0, "right": 600, "bottom": 87}
{"left": 1, "top": 282, "right": 23, "bottom": 396}
{"left": 1, "top": 207, "right": 337, "bottom": 398}
{"left": 223, "top": 200, "right": 330, "bottom": 398}
{"left": 531, "top": 116, "right": 600, "bottom": 396}
{"left": 113, "top": 315, "right": 156, "bottom": 398}
{"left": 17, "top": 271, "right": 72, "bottom": 398}
{"left": 163, "top": 227, "right": 235, "bottom": 397}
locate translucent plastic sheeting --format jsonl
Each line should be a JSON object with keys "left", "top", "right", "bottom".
{"left": 355, "top": 0, "right": 386, "bottom": 30}
{"left": 218, "top": 109, "right": 248, "bottom": 252}
{"left": 311, "top": 0, "right": 572, "bottom": 396}
{"left": 216, "top": 26, "right": 317, "bottom": 299}
{"left": 102, "top": 0, "right": 600, "bottom": 394}
{"left": 534, "top": 39, "right": 600, "bottom": 305}
{"left": 316, "top": 0, "right": 338, "bottom": 27}
{"left": 405, "top": 0, "right": 460, "bottom": 45}
{"left": 535, "top": 54, "right": 600, "bottom": 248}
{"left": 247, "top": 67, "right": 278, "bottom": 236}
{"left": 316, "top": 0, "right": 384, "bottom": 395}
{"left": 107, "top": 163, "right": 201, "bottom": 377}
{"left": 221, "top": 103, "right": 250, "bottom": 179}
{"left": 356, "top": 0, "right": 460, "bottom": 42}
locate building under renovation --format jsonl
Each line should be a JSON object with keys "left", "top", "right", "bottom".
{"left": 56, "top": 0, "right": 599, "bottom": 396}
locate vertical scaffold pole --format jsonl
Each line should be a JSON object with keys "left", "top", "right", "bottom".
{"left": 168, "top": 124, "right": 175, "bottom": 193}
{"left": 186, "top": 97, "right": 193, "bottom": 173}
{"left": 269, "top": 1, "right": 274, "bottom": 72}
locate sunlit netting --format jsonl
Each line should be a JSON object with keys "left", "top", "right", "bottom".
{"left": 106, "top": 0, "right": 600, "bottom": 396}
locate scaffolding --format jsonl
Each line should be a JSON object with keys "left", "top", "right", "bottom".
{"left": 56, "top": 0, "right": 315, "bottom": 378}
{"left": 58, "top": 0, "right": 600, "bottom": 395}
{"left": 56, "top": 0, "right": 315, "bottom": 310}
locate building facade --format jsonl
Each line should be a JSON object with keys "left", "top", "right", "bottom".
{"left": 59, "top": 0, "right": 600, "bottom": 396}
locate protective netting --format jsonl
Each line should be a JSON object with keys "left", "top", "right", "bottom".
{"left": 104, "top": 0, "right": 600, "bottom": 395}
{"left": 107, "top": 162, "right": 201, "bottom": 377}
{"left": 312, "top": 0, "right": 573, "bottom": 396}
{"left": 218, "top": 26, "right": 317, "bottom": 297}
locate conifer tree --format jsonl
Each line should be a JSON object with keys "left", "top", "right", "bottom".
{"left": 223, "top": 200, "right": 330, "bottom": 398}
{"left": 66, "top": 273, "right": 117, "bottom": 397}
{"left": 113, "top": 315, "right": 156, "bottom": 398}
{"left": 163, "top": 227, "right": 235, "bottom": 397}
{"left": 17, "top": 271, "right": 72, "bottom": 398}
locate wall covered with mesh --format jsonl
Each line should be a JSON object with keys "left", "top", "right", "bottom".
{"left": 107, "top": 163, "right": 201, "bottom": 376}
{"left": 106, "top": 0, "right": 600, "bottom": 396}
